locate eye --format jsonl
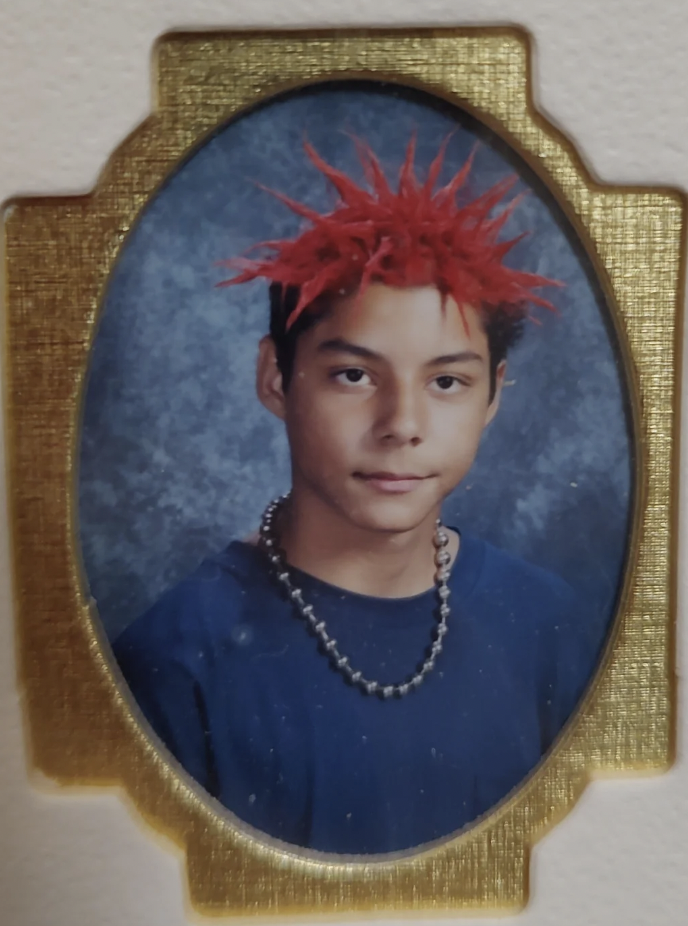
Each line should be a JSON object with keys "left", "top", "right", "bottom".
{"left": 333, "top": 368, "right": 372, "bottom": 386}
{"left": 432, "top": 375, "right": 465, "bottom": 393}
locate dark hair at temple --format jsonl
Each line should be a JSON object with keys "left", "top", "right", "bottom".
{"left": 268, "top": 283, "right": 525, "bottom": 404}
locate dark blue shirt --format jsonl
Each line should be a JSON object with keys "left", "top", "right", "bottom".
{"left": 112, "top": 531, "right": 600, "bottom": 854}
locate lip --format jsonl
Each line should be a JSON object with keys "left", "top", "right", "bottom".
{"left": 353, "top": 471, "right": 432, "bottom": 494}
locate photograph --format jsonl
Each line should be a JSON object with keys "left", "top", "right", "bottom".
{"left": 78, "top": 79, "right": 633, "bottom": 856}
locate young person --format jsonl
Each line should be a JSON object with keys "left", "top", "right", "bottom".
{"left": 113, "top": 136, "right": 600, "bottom": 855}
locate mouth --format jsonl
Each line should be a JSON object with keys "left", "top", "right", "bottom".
{"left": 352, "top": 471, "right": 433, "bottom": 495}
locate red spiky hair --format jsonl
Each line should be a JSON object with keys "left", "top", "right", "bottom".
{"left": 217, "top": 134, "right": 561, "bottom": 330}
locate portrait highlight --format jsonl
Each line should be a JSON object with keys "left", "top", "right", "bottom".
{"left": 78, "top": 81, "right": 632, "bottom": 857}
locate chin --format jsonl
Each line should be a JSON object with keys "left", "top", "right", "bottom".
{"left": 340, "top": 491, "right": 440, "bottom": 536}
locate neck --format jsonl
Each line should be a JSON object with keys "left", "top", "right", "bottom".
{"left": 267, "top": 485, "right": 459, "bottom": 598}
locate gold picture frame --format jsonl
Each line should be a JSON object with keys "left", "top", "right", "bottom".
{"left": 3, "top": 26, "right": 684, "bottom": 916}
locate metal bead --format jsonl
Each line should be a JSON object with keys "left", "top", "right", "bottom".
{"left": 260, "top": 494, "right": 450, "bottom": 699}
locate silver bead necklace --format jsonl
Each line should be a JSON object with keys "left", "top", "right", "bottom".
{"left": 258, "top": 493, "right": 451, "bottom": 699}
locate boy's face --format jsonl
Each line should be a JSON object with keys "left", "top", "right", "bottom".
{"left": 257, "top": 283, "right": 505, "bottom": 535}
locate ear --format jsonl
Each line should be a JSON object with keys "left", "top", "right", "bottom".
{"left": 256, "top": 335, "right": 286, "bottom": 420}
{"left": 485, "top": 359, "right": 507, "bottom": 426}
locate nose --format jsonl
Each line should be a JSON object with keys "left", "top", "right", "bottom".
{"left": 372, "top": 378, "right": 425, "bottom": 447}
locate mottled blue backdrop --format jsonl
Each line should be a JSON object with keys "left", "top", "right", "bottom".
{"left": 79, "top": 82, "right": 633, "bottom": 642}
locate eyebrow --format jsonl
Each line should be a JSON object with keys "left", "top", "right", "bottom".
{"left": 317, "top": 338, "right": 382, "bottom": 361}
{"left": 316, "top": 337, "right": 484, "bottom": 365}
{"left": 427, "top": 351, "right": 484, "bottom": 366}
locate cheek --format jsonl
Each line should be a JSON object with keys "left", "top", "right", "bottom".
{"left": 287, "top": 397, "right": 358, "bottom": 466}
{"left": 432, "top": 395, "right": 490, "bottom": 456}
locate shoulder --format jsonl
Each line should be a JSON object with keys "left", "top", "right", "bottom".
{"left": 452, "top": 533, "right": 605, "bottom": 745}
{"left": 480, "top": 536, "right": 578, "bottom": 608}
{"left": 458, "top": 533, "right": 602, "bottom": 706}
{"left": 457, "top": 532, "right": 594, "bottom": 647}
{"left": 458, "top": 532, "right": 576, "bottom": 607}
{"left": 111, "top": 540, "right": 271, "bottom": 666}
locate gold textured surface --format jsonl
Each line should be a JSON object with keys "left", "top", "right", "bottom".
{"left": 3, "top": 27, "right": 684, "bottom": 915}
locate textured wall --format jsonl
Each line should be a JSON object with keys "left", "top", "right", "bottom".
{"left": 78, "top": 83, "right": 631, "bottom": 641}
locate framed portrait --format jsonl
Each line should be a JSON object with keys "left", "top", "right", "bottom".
{"left": 3, "top": 25, "right": 684, "bottom": 918}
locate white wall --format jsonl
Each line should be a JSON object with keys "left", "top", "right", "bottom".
{"left": 0, "top": 2, "right": 686, "bottom": 924}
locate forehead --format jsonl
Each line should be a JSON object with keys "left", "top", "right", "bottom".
{"left": 303, "top": 284, "right": 489, "bottom": 358}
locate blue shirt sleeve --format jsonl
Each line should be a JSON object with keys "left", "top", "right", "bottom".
{"left": 535, "top": 584, "right": 602, "bottom": 750}
{"left": 112, "top": 580, "right": 217, "bottom": 794}
{"left": 111, "top": 561, "right": 315, "bottom": 844}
